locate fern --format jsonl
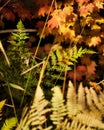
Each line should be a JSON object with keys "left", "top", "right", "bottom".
{"left": 67, "top": 81, "right": 79, "bottom": 117}
{"left": 90, "top": 87, "right": 104, "bottom": 113}
{"left": 69, "top": 46, "right": 96, "bottom": 62}
{"left": 16, "top": 81, "right": 104, "bottom": 130}
{"left": 17, "top": 86, "right": 52, "bottom": 130}
{"left": 85, "top": 87, "right": 102, "bottom": 120}
{"left": 77, "top": 83, "right": 86, "bottom": 111}
{"left": 51, "top": 81, "right": 104, "bottom": 130}
{"left": 76, "top": 113, "right": 104, "bottom": 129}
{"left": 49, "top": 45, "right": 95, "bottom": 73}
{"left": 50, "top": 86, "right": 67, "bottom": 129}
{"left": 1, "top": 117, "right": 17, "bottom": 130}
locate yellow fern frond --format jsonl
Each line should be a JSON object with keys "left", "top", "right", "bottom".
{"left": 51, "top": 86, "right": 67, "bottom": 129}
{"left": 67, "top": 81, "right": 79, "bottom": 117}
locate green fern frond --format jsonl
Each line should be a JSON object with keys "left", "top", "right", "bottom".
{"left": 8, "top": 20, "right": 29, "bottom": 47}
{"left": 70, "top": 46, "right": 96, "bottom": 62}
{"left": 51, "top": 86, "right": 67, "bottom": 128}
{"left": 49, "top": 45, "right": 95, "bottom": 73}
{"left": 56, "top": 49, "right": 62, "bottom": 62}
{"left": 17, "top": 20, "right": 25, "bottom": 30}
{"left": 51, "top": 51, "right": 57, "bottom": 66}
{"left": 1, "top": 117, "right": 17, "bottom": 130}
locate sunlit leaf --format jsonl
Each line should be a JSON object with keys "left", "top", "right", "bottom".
{"left": 9, "top": 83, "right": 25, "bottom": 91}
{"left": 0, "top": 100, "right": 6, "bottom": 110}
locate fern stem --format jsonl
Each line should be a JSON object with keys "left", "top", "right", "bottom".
{"left": 7, "top": 83, "right": 18, "bottom": 124}
{"left": 73, "top": 62, "right": 77, "bottom": 90}
{"left": 62, "top": 67, "right": 67, "bottom": 97}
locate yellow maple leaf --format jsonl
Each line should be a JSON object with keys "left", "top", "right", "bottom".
{"left": 86, "top": 36, "right": 101, "bottom": 47}
{"left": 91, "top": 24, "right": 101, "bottom": 30}
{"left": 59, "top": 24, "right": 75, "bottom": 40}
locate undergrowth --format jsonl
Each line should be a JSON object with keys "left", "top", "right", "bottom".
{"left": 0, "top": 3, "right": 102, "bottom": 129}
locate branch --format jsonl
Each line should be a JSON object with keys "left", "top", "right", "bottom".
{"left": 0, "top": 29, "right": 37, "bottom": 34}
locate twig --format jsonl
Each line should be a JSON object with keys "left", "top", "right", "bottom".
{"left": 20, "top": 61, "right": 44, "bottom": 75}
{"left": 97, "top": 80, "right": 104, "bottom": 85}
{"left": 0, "top": 0, "right": 11, "bottom": 12}
{"left": 0, "top": 40, "right": 10, "bottom": 66}
{"left": 0, "top": 29, "right": 37, "bottom": 34}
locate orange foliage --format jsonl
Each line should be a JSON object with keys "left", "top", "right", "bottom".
{"left": 86, "top": 36, "right": 101, "bottom": 47}
{"left": 38, "top": 5, "right": 53, "bottom": 17}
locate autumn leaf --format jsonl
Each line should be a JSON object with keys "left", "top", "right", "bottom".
{"left": 38, "top": 5, "right": 53, "bottom": 16}
{"left": 91, "top": 24, "right": 101, "bottom": 30}
{"left": 68, "top": 71, "right": 83, "bottom": 81}
{"left": 94, "top": 0, "right": 104, "bottom": 9}
{"left": 59, "top": 24, "right": 75, "bottom": 40}
{"left": 86, "top": 61, "right": 97, "bottom": 76}
{"left": 86, "top": 36, "right": 101, "bottom": 47}
{"left": 54, "top": 34, "right": 64, "bottom": 44}
{"left": 79, "top": 3, "right": 94, "bottom": 16}
{"left": 13, "top": 6, "right": 32, "bottom": 20}
{"left": 36, "top": 21, "right": 44, "bottom": 30}
{"left": 68, "top": 65, "right": 86, "bottom": 81}
{"left": 62, "top": 6, "right": 73, "bottom": 17}
{"left": 1, "top": 8, "right": 15, "bottom": 21}
{"left": 73, "top": 35, "right": 83, "bottom": 44}
{"left": 47, "top": 15, "right": 61, "bottom": 29}
{"left": 81, "top": 56, "right": 91, "bottom": 66}
{"left": 77, "top": 65, "right": 86, "bottom": 72}
{"left": 75, "top": 0, "right": 89, "bottom": 6}
{"left": 34, "top": 0, "right": 50, "bottom": 7}
{"left": 98, "top": 55, "right": 104, "bottom": 65}
{"left": 98, "top": 44, "right": 104, "bottom": 53}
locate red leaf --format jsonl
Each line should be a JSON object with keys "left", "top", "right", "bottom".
{"left": 13, "top": 6, "right": 32, "bottom": 21}
{"left": 86, "top": 61, "right": 97, "bottom": 76}
{"left": 47, "top": 15, "right": 61, "bottom": 29}
{"left": 1, "top": 8, "right": 15, "bottom": 21}
{"left": 68, "top": 65, "right": 86, "bottom": 81}
{"left": 77, "top": 65, "right": 86, "bottom": 72}
{"left": 36, "top": 21, "right": 44, "bottom": 30}
{"left": 38, "top": 5, "right": 53, "bottom": 16}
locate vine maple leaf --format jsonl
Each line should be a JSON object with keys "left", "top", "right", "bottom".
{"left": 34, "top": 0, "right": 50, "bottom": 6}
{"left": 47, "top": 15, "right": 61, "bottom": 29}
{"left": 79, "top": 3, "right": 94, "bottom": 16}
{"left": 68, "top": 65, "right": 87, "bottom": 81}
{"left": 75, "top": 0, "right": 89, "bottom": 6}
{"left": 86, "top": 36, "right": 101, "bottom": 47}
{"left": 38, "top": 5, "right": 53, "bottom": 16}
{"left": 13, "top": 6, "right": 32, "bottom": 20}
{"left": 1, "top": 8, "right": 15, "bottom": 21}
{"left": 59, "top": 24, "right": 75, "bottom": 40}
{"left": 86, "top": 61, "right": 97, "bottom": 76}
{"left": 94, "top": 0, "right": 104, "bottom": 9}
